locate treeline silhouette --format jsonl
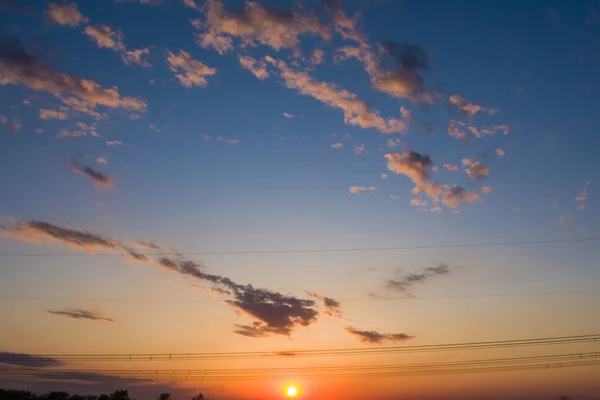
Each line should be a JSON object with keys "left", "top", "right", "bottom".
{"left": 0, "top": 390, "right": 204, "bottom": 400}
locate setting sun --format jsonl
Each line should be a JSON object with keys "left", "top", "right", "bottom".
{"left": 283, "top": 383, "right": 300, "bottom": 398}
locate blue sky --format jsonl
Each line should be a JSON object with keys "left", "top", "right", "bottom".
{"left": 1, "top": 0, "right": 599, "bottom": 399}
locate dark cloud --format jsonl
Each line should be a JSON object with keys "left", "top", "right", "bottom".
{"left": 0, "top": 220, "right": 150, "bottom": 262}
{"left": 345, "top": 327, "right": 413, "bottom": 344}
{"left": 0, "top": 353, "right": 62, "bottom": 368}
{"left": 442, "top": 185, "right": 479, "bottom": 209}
{"left": 306, "top": 291, "right": 342, "bottom": 318}
{"left": 69, "top": 159, "right": 115, "bottom": 190}
{"left": 158, "top": 256, "right": 319, "bottom": 336}
{"left": 387, "top": 263, "right": 452, "bottom": 292}
{"left": 47, "top": 309, "right": 114, "bottom": 322}
{"left": 378, "top": 41, "right": 428, "bottom": 71}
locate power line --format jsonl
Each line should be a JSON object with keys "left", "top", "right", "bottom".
{"left": 2, "top": 334, "right": 598, "bottom": 362}
{"left": 2, "top": 352, "right": 599, "bottom": 381}
{"left": 1, "top": 288, "right": 599, "bottom": 303}
{"left": 0, "top": 237, "right": 598, "bottom": 258}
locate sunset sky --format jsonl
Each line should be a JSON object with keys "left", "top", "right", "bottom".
{"left": 1, "top": 0, "right": 600, "bottom": 399}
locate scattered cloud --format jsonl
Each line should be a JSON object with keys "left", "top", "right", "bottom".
{"left": 96, "top": 157, "right": 107, "bottom": 165}
{"left": 84, "top": 25, "right": 126, "bottom": 51}
{"left": 48, "top": 309, "right": 114, "bottom": 322}
{"left": 195, "top": 30, "right": 234, "bottom": 55}
{"left": 345, "top": 327, "right": 413, "bottom": 344}
{"left": 0, "top": 42, "right": 147, "bottom": 114}
{"left": 385, "top": 150, "right": 432, "bottom": 184}
{"left": 311, "top": 48, "right": 324, "bottom": 65}
{"left": 576, "top": 180, "right": 591, "bottom": 211}
{"left": 283, "top": 112, "right": 294, "bottom": 118}
{"left": 387, "top": 264, "right": 451, "bottom": 292}
{"left": 331, "top": 142, "right": 343, "bottom": 149}
{"left": 8, "top": 119, "right": 21, "bottom": 132}
{"left": 167, "top": 50, "right": 217, "bottom": 87}
{"left": 443, "top": 164, "right": 458, "bottom": 172}
{"left": 46, "top": 2, "right": 88, "bottom": 26}
{"left": 559, "top": 214, "right": 570, "bottom": 224}
{"left": 481, "top": 186, "right": 492, "bottom": 194}
{"left": 410, "top": 198, "right": 427, "bottom": 207}
{"left": 349, "top": 186, "right": 376, "bottom": 194}
{"left": 389, "top": 194, "right": 399, "bottom": 200}
{"left": 106, "top": 140, "right": 126, "bottom": 146}
{"left": 464, "top": 161, "right": 489, "bottom": 180}
{"left": 39, "top": 107, "right": 69, "bottom": 120}
{"left": 400, "top": 106, "right": 413, "bottom": 121}
{"left": 495, "top": 148, "right": 505, "bottom": 157}
{"left": 0, "top": 115, "right": 6, "bottom": 124}
{"left": 353, "top": 144, "right": 365, "bottom": 155}
{"left": 449, "top": 95, "right": 498, "bottom": 118}
{"left": 306, "top": 292, "right": 342, "bottom": 318}
{"left": 387, "top": 138, "right": 402, "bottom": 148}
{"left": 197, "top": 0, "right": 330, "bottom": 54}
{"left": 121, "top": 48, "right": 151, "bottom": 68}
{"left": 69, "top": 159, "right": 115, "bottom": 190}
{"left": 381, "top": 173, "right": 389, "bottom": 179}
{"left": 267, "top": 57, "right": 407, "bottom": 134}
{"left": 448, "top": 120, "right": 467, "bottom": 140}
{"left": 238, "top": 55, "right": 269, "bottom": 80}
{"left": 441, "top": 185, "right": 479, "bottom": 209}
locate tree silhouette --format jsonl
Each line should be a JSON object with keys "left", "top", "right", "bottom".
{"left": 192, "top": 394, "right": 204, "bottom": 400}
{"left": 157, "top": 394, "right": 171, "bottom": 400}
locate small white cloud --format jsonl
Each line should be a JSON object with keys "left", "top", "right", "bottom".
{"left": 283, "top": 112, "right": 294, "bottom": 118}
{"left": 381, "top": 173, "right": 389, "bottom": 179}
{"left": 331, "top": 142, "right": 343, "bottom": 149}
{"left": 349, "top": 186, "right": 376, "bottom": 194}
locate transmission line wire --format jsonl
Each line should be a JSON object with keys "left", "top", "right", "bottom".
{"left": 0, "top": 237, "right": 598, "bottom": 258}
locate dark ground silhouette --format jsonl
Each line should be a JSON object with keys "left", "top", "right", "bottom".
{"left": 0, "top": 389, "right": 204, "bottom": 400}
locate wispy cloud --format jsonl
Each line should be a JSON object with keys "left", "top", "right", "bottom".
{"left": 0, "top": 352, "right": 62, "bottom": 367}
{"left": 443, "top": 164, "right": 458, "bottom": 172}
{"left": 0, "top": 42, "right": 146, "bottom": 114}
{"left": 46, "top": 2, "right": 87, "bottom": 26}
{"left": 387, "top": 264, "right": 451, "bottom": 292}
{"left": 306, "top": 292, "right": 342, "bottom": 318}
{"left": 238, "top": 55, "right": 269, "bottom": 80}
{"left": 167, "top": 50, "right": 217, "bottom": 87}
{"left": 576, "top": 180, "right": 591, "bottom": 211}
{"left": 331, "top": 142, "right": 343, "bottom": 149}
{"left": 495, "top": 148, "right": 505, "bottom": 157}
{"left": 267, "top": 57, "right": 407, "bottom": 134}
{"left": 121, "top": 48, "right": 151, "bottom": 68}
{"left": 85, "top": 25, "right": 126, "bottom": 51}
{"left": 349, "top": 186, "right": 376, "bottom": 194}
{"left": 345, "top": 327, "right": 413, "bottom": 344}
{"left": 283, "top": 112, "right": 294, "bottom": 118}
{"left": 69, "top": 159, "right": 115, "bottom": 190}
{"left": 448, "top": 120, "right": 467, "bottom": 140}
{"left": 39, "top": 107, "right": 69, "bottom": 120}
{"left": 48, "top": 309, "right": 114, "bottom": 322}
{"left": 449, "top": 95, "right": 498, "bottom": 118}
{"left": 353, "top": 144, "right": 365, "bottom": 155}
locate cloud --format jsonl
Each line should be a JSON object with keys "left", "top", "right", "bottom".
{"left": 167, "top": 50, "right": 217, "bottom": 87}
{"left": 0, "top": 41, "right": 146, "bottom": 114}
{"left": 0, "top": 220, "right": 151, "bottom": 262}
{"left": 306, "top": 292, "right": 342, "bottom": 318}
{"left": 410, "top": 198, "right": 427, "bottom": 207}
{"left": 268, "top": 57, "right": 407, "bottom": 134}
{"left": 48, "top": 309, "right": 114, "bottom": 322}
{"left": 283, "top": 112, "right": 294, "bottom": 118}
{"left": 8, "top": 119, "right": 20, "bottom": 132}
{"left": 106, "top": 140, "right": 127, "bottom": 146}
{"left": 84, "top": 25, "right": 126, "bottom": 51}
{"left": 389, "top": 194, "right": 399, "bottom": 199}
{"left": 331, "top": 142, "right": 343, "bottom": 149}
{"left": 157, "top": 256, "right": 319, "bottom": 336}
{"left": 197, "top": 0, "right": 330, "bottom": 54}
{"left": 39, "top": 107, "right": 69, "bottom": 120}
{"left": 46, "top": 2, "right": 87, "bottom": 26}
{"left": 238, "top": 55, "right": 269, "bottom": 80}
{"left": 0, "top": 352, "right": 62, "bottom": 368}
{"left": 576, "top": 181, "right": 590, "bottom": 211}
{"left": 559, "top": 214, "right": 570, "bottom": 224}
{"left": 441, "top": 186, "right": 479, "bottom": 209}
{"left": 97, "top": 157, "right": 107, "bottom": 165}
{"left": 443, "top": 164, "right": 458, "bottom": 172}
{"left": 195, "top": 30, "right": 234, "bottom": 55}
{"left": 311, "top": 48, "right": 324, "bottom": 65}
{"left": 387, "top": 138, "right": 402, "bottom": 148}
{"left": 349, "top": 186, "right": 376, "bottom": 194}
{"left": 385, "top": 150, "right": 432, "bottom": 184}
{"left": 448, "top": 120, "right": 467, "bottom": 140}
{"left": 69, "top": 159, "right": 115, "bottom": 190}
{"left": 381, "top": 173, "right": 388, "bottom": 179}
{"left": 464, "top": 161, "right": 489, "bottom": 180}
{"left": 345, "top": 327, "right": 413, "bottom": 344}
{"left": 449, "top": 95, "right": 498, "bottom": 118}
{"left": 0, "top": 115, "right": 5, "bottom": 123}
{"left": 400, "top": 106, "right": 413, "bottom": 121}
{"left": 481, "top": 186, "right": 492, "bottom": 193}
{"left": 387, "top": 264, "right": 451, "bottom": 292}
{"left": 495, "top": 148, "right": 505, "bottom": 157}
{"left": 353, "top": 144, "right": 365, "bottom": 155}
{"left": 121, "top": 48, "right": 151, "bottom": 68}
{"left": 57, "top": 122, "right": 98, "bottom": 139}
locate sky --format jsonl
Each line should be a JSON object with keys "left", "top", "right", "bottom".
{"left": 0, "top": 0, "right": 600, "bottom": 399}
